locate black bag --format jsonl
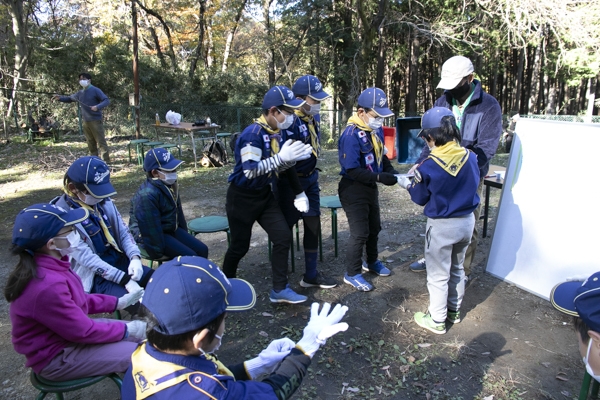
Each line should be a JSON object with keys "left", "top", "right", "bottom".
{"left": 229, "top": 132, "right": 241, "bottom": 154}
{"left": 201, "top": 140, "right": 228, "bottom": 167}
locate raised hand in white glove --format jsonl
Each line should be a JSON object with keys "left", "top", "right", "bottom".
{"left": 278, "top": 140, "right": 312, "bottom": 163}
{"left": 294, "top": 192, "right": 309, "bottom": 213}
{"left": 125, "top": 279, "right": 142, "bottom": 293}
{"left": 125, "top": 320, "right": 147, "bottom": 340}
{"left": 116, "top": 287, "right": 144, "bottom": 310}
{"left": 295, "top": 302, "right": 349, "bottom": 358}
{"left": 244, "top": 338, "right": 295, "bottom": 379}
{"left": 128, "top": 258, "right": 144, "bottom": 281}
{"left": 397, "top": 176, "right": 412, "bottom": 190}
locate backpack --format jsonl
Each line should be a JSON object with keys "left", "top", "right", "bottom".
{"left": 229, "top": 132, "right": 241, "bottom": 154}
{"left": 200, "top": 140, "right": 228, "bottom": 168}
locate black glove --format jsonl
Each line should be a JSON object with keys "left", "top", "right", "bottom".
{"left": 377, "top": 172, "right": 398, "bottom": 186}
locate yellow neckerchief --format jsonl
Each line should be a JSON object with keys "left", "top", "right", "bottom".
{"left": 130, "top": 343, "right": 234, "bottom": 399}
{"left": 295, "top": 109, "right": 318, "bottom": 157}
{"left": 347, "top": 113, "right": 383, "bottom": 166}
{"left": 255, "top": 115, "right": 280, "bottom": 156}
{"left": 428, "top": 141, "right": 470, "bottom": 177}
{"left": 71, "top": 195, "right": 122, "bottom": 253}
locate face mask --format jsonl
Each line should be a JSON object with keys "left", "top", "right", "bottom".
{"left": 82, "top": 194, "right": 102, "bottom": 206}
{"left": 449, "top": 80, "right": 471, "bottom": 99}
{"left": 159, "top": 171, "right": 178, "bottom": 185}
{"left": 367, "top": 115, "right": 384, "bottom": 130}
{"left": 198, "top": 332, "right": 223, "bottom": 356}
{"left": 276, "top": 111, "right": 294, "bottom": 130}
{"left": 305, "top": 103, "right": 321, "bottom": 116}
{"left": 51, "top": 230, "right": 81, "bottom": 257}
{"left": 585, "top": 339, "right": 600, "bottom": 380}
{"left": 79, "top": 80, "right": 89, "bottom": 88}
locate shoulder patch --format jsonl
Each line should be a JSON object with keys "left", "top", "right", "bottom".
{"left": 241, "top": 143, "right": 262, "bottom": 163}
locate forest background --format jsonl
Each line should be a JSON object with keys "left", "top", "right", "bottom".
{"left": 1, "top": 0, "right": 600, "bottom": 141}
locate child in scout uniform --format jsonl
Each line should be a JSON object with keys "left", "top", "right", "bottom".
{"left": 122, "top": 256, "right": 349, "bottom": 399}
{"left": 51, "top": 156, "right": 150, "bottom": 313}
{"left": 278, "top": 75, "right": 337, "bottom": 289}
{"left": 6, "top": 204, "right": 145, "bottom": 381}
{"left": 397, "top": 107, "right": 480, "bottom": 334}
{"left": 222, "top": 86, "right": 313, "bottom": 304}
{"left": 551, "top": 272, "right": 600, "bottom": 383}
{"left": 338, "top": 87, "right": 399, "bottom": 292}
{"left": 129, "top": 148, "right": 208, "bottom": 260}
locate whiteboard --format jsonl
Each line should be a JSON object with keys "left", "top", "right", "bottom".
{"left": 486, "top": 119, "right": 600, "bottom": 300}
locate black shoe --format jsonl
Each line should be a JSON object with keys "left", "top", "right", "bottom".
{"left": 299, "top": 272, "right": 337, "bottom": 289}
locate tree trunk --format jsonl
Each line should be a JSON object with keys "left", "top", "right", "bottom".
{"left": 143, "top": 14, "right": 167, "bottom": 69}
{"left": 584, "top": 78, "right": 595, "bottom": 123}
{"left": 528, "top": 41, "right": 543, "bottom": 114}
{"left": 405, "top": 30, "right": 419, "bottom": 116}
{"left": 221, "top": 0, "right": 247, "bottom": 72}
{"left": 136, "top": 0, "right": 178, "bottom": 71}
{"left": 512, "top": 48, "right": 525, "bottom": 114}
{"left": 4, "top": 0, "right": 29, "bottom": 122}
{"left": 189, "top": 0, "right": 207, "bottom": 79}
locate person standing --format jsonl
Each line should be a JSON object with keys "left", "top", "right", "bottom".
{"left": 338, "top": 87, "right": 399, "bottom": 292}
{"left": 408, "top": 56, "right": 502, "bottom": 277}
{"left": 53, "top": 73, "right": 111, "bottom": 162}
{"left": 278, "top": 75, "right": 337, "bottom": 289}
{"left": 222, "top": 86, "right": 313, "bottom": 304}
{"left": 398, "top": 107, "right": 480, "bottom": 334}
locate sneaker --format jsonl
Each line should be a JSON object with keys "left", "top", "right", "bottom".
{"left": 269, "top": 285, "right": 308, "bottom": 304}
{"left": 300, "top": 272, "right": 338, "bottom": 289}
{"left": 447, "top": 310, "right": 461, "bottom": 324}
{"left": 343, "top": 273, "right": 373, "bottom": 292}
{"left": 409, "top": 257, "right": 426, "bottom": 272}
{"left": 414, "top": 312, "right": 446, "bottom": 334}
{"left": 362, "top": 260, "right": 391, "bottom": 276}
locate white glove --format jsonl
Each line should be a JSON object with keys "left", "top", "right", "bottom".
{"left": 566, "top": 274, "right": 590, "bottom": 282}
{"left": 125, "top": 279, "right": 142, "bottom": 293}
{"left": 294, "top": 192, "right": 309, "bottom": 213}
{"left": 244, "top": 338, "right": 295, "bottom": 379}
{"left": 278, "top": 140, "right": 312, "bottom": 163}
{"left": 116, "top": 287, "right": 144, "bottom": 310}
{"left": 295, "top": 303, "right": 349, "bottom": 358}
{"left": 128, "top": 258, "right": 144, "bottom": 281}
{"left": 126, "top": 320, "right": 147, "bottom": 340}
{"left": 397, "top": 176, "right": 411, "bottom": 190}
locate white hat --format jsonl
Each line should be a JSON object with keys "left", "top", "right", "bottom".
{"left": 437, "top": 56, "right": 474, "bottom": 90}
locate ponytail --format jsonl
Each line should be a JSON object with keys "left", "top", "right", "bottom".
{"left": 4, "top": 244, "right": 39, "bottom": 302}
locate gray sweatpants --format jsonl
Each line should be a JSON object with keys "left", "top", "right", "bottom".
{"left": 425, "top": 213, "right": 475, "bottom": 323}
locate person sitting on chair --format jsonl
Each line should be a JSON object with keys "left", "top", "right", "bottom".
{"left": 5, "top": 203, "right": 146, "bottom": 381}
{"left": 129, "top": 148, "right": 208, "bottom": 260}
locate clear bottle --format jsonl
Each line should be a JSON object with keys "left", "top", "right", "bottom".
{"left": 155, "top": 113, "right": 160, "bottom": 126}
{"left": 206, "top": 116, "right": 211, "bottom": 126}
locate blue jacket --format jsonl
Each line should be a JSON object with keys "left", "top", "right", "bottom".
{"left": 282, "top": 113, "right": 320, "bottom": 176}
{"left": 416, "top": 80, "right": 502, "bottom": 178}
{"left": 409, "top": 144, "right": 480, "bottom": 218}
{"left": 58, "top": 85, "right": 109, "bottom": 122}
{"left": 122, "top": 342, "right": 310, "bottom": 400}
{"left": 129, "top": 179, "right": 187, "bottom": 259}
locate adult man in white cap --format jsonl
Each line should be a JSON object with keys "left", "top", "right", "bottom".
{"left": 409, "top": 56, "right": 502, "bottom": 278}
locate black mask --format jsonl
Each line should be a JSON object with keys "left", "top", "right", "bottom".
{"left": 449, "top": 81, "right": 471, "bottom": 100}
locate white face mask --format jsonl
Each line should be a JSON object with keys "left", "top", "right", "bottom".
{"left": 198, "top": 333, "right": 223, "bottom": 356}
{"left": 82, "top": 193, "right": 102, "bottom": 205}
{"left": 51, "top": 230, "right": 81, "bottom": 257}
{"left": 276, "top": 110, "right": 294, "bottom": 130}
{"left": 367, "top": 115, "right": 384, "bottom": 130}
{"left": 79, "top": 80, "right": 89, "bottom": 88}
{"left": 585, "top": 339, "right": 600, "bottom": 380}
{"left": 159, "top": 171, "right": 178, "bottom": 185}
{"left": 305, "top": 103, "right": 321, "bottom": 116}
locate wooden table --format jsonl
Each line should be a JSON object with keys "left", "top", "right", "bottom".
{"left": 482, "top": 164, "right": 505, "bottom": 238}
{"left": 152, "top": 122, "right": 220, "bottom": 168}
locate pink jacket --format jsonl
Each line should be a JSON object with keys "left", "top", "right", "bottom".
{"left": 9, "top": 254, "right": 126, "bottom": 373}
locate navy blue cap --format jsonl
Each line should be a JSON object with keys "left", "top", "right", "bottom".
{"left": 12, "top": 203, "right": 89, "bottom": 251}
{"left": 143, "top": 148, "right": 184, "bottom": 172}
{"left": 357, "top": 87, "right": 393, "bottom": 118}
{"left": 67, "top": 156, "right": 116, "bottom": 198}
{"left": 262, "top": 86, "right": 305, "bottom": 110}
{"left": 419, "top": 107, "right": 455, "bottom": 137}
{"left": 292, "top": 75, "right": 331, "bottom": 101}
{"left": 550, "top": 271, "right": 600, "bottom": 332}
{"left": 142, "top": 256, "right": 256, "bottom": 335}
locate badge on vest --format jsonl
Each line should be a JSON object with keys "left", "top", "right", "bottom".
{"left": 365, "top": 154, "right": 374, "bottom": 164}
{"left": 299, "top": 125, "right": 308, "bottom": 137}
{"left": 358, "top": 130, "right": 368, "bottom": 143}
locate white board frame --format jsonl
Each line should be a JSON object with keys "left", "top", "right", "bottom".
{"left": 486, "top": 119, "right": 600, "bottom": 300}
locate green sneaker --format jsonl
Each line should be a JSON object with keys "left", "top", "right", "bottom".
{"left": 414, "top": 312, "right": 446, "bottom": 335}
{"left": 447, "top": 310, "right": 461, "bottom": 324}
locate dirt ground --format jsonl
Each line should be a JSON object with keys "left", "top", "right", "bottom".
{"left": 0, "top": 132, "right": 587, "bottom": 399}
